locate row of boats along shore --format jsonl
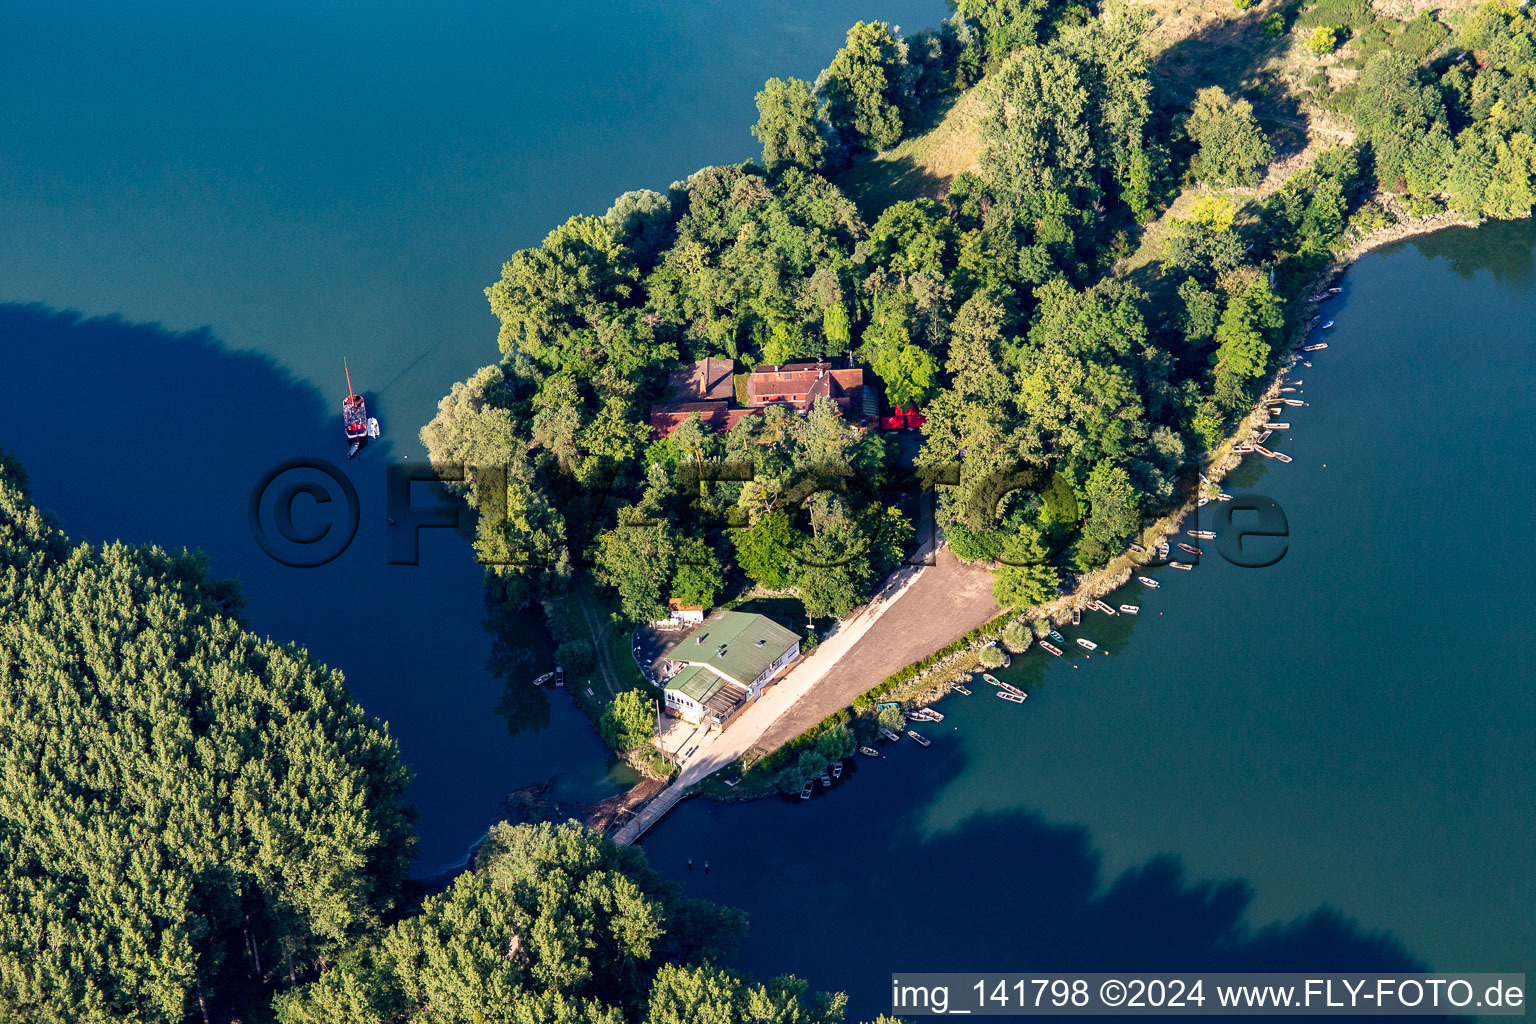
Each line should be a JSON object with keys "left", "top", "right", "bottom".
{"left": 797, "top": 298, "right": 1342, "bottom": 795}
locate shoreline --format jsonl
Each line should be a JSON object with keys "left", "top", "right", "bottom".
{"left": 669, "top": 202, "right": 1487, "bottom": 813}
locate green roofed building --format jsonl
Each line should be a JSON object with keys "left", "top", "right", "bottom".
{"left": 662, "top": 610, "right": 801, "bottom": 728}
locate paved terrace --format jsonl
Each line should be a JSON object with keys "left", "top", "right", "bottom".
{"left": 612, "top": 546, "right": 998, "bottom": 845}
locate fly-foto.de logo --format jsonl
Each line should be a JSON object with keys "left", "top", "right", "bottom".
{"left": 247, "top": 457, "right": 1290, "bottom": 570}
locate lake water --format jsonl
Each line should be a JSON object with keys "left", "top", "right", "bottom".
{"left": 640, "top": 219, "right": 1536, "bottom": 1017}
{"left": 0, "top": 0, "right": 945, "bottom": 873}
{"left": 3, "top": 0, "right": 1532, "bottom": 1007}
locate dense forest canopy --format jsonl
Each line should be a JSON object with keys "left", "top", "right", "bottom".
{"left": 0, "top": 472, "right": 414, "bottom": 1023}
{"left": 7, "top": 0, "right": 1536, "bottom": 1019}
{"left": 0, "top": 469, "right": 850, "bottom": 1023}
{"left": 427, "top": 0, "right": 1536, "bottom": 675}
{"left": 272, "top": 820, "right": 842, "bottom": 1024}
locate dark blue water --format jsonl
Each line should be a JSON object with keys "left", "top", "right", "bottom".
{"left": 640, "top": 219, "right": 1536, "bottom": 1017}
{"left": 0, "top": 0, "right": 946, "bottom": 872}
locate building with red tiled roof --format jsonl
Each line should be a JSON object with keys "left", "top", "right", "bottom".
{"left": 746, "top": 362, "right": 875, "bottom": 421}
{"left": 650, "top": 358, "right": 878, "bottom": 439}
{"left": 665, "top": 357, "right": 735, "bottom": 404}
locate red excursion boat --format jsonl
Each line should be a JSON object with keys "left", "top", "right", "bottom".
{"left": 343, "top": 360, "right": 368, "bottom": 456}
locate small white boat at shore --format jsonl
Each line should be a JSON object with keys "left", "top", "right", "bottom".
{"left": 1321, "top": 321, "right": 1334, "bottom": 329}
{"left": 1188, "top": 530, "right": 1217, "bottom": 539}
{"left": 996, "top": 690, "right": 1026, "bottom": 704}
{"left": 1170, "top": 561, "right": 1194, "bottom": 570}
{"left": 532, "top": 671, "right": 554, "bottom": 687}
{"left": 1233, "top": 443, "right": 1254, "bottom": 453}
{"left": 1137, "top": 576, "right": 1160, "bottom": 588}
{"left": 1273, "top": 452, "right": 1293, "bottom": 464}
{"left": 1119, "top": 604, "right": 1139, "bottom": 614}
{"left": 1075, "top": 638, "right": 1098, "bottom": 651}
{"left": 1302, "top": 343, "right": 1328, "bottom": 352}
{"left": 1265, "top": 422, "right": 1290, "bottom": 430}
{"left": 1039, "top": 641, "right": 1063, "bottom": 656}
{"left": 908, "top": 730, "right": 931, "bottom": 747}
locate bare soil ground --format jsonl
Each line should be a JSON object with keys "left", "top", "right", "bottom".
{"left": 752, "top": 547, "right": 999, "bottom": 752}
{"left": 582, "top": 777, "right": 665, "bottom": 833}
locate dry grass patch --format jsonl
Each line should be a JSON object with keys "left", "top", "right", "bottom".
{"left": 838, "top": 88, "right": 987, "bottom": 217}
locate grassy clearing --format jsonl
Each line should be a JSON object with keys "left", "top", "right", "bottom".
{"left": 571, "top": 578, "right": 647, "bottom": 701}
{"left": 837, "top": 88, "right": 987, "bottom": 218}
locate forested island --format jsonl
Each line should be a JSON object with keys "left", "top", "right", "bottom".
{"left": 4, "top": 0, "right": 1536, "bottom": 1021}
{"left": 424, "top": 0, "right": 1536, "bottom": 760}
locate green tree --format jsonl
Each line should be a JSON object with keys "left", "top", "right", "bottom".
{"left": 1002, "top": 620, "right": 1033, "bottom": 653}
{"left": 1212, "top": 281, "right": 1284, "bottom": 410}
{"left": 276, "top": 822, "right": 769, "bottom": 1024}
{"left": 601, "top": 690, "right": 658, "bottom": 752}
{"left": 672, "top": 537, "right": 724, "bottom": 610}
{"left": 859, "top": 299, "right": 940, "bottom": 409}
{"left": 794, "top": 530, "right": 871, "bottom": 619}
{"left": 1187, "top": 86, "right": 1274, "bottom": 187}
{"left": 817, "top": 21, "right": 912, "bottom": 151}
{"left": 958, "top": 0, "right": 1055, "bottom": 59}
{"left": 0, "top": 476, "right": 414, "bottom": 1024}
{"left": 594, "top": 508, "right": 675, "bottom": 624}
{"left": 992, "top": 526, "right": 1061, "bottom": 610}
{"left": 1353, "top": 52, "right": 1448, "bottom": 189}
{"left": 752, "top": 77, "right": 828, "bottom": 173}
{"left": 486, "top": 215, "right": 639, "bottom": 370}
{"left": 605, "top": 189, "right": 674, "bottom": 267}
{"left": 732, "top": 509, "right": 797, "bottom": 590}
{"left": 645, "top": 964, "right": 846, "bottom": 1024}
{"left": 1082, "top": 460, "right": 1142, "bottom": 551}
{"left": 980, "top": 46, "right": 1096, "bottom": 214}
{"left": 1307, "top": 24, "right": 1342, "bottom": 55}
{"left": 822, "top": 301, "right": 852, "bottom": 355}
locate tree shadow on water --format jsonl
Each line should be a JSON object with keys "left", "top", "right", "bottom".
{"left": 647, "top": 722, "right": 1453, "bottom": 1021}
{"left": 1389, "top": 216, "right": 1536, "bottom": 289}
{"left": 0, "top": 302, "right": 612, "bottom": 875}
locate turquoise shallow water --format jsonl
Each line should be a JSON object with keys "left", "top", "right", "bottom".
{"left": 0, "top": 0, "right": 945, "bottom": 873}
{"left": 640, "top": 219, "right": 1536, "bottom": 1016}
